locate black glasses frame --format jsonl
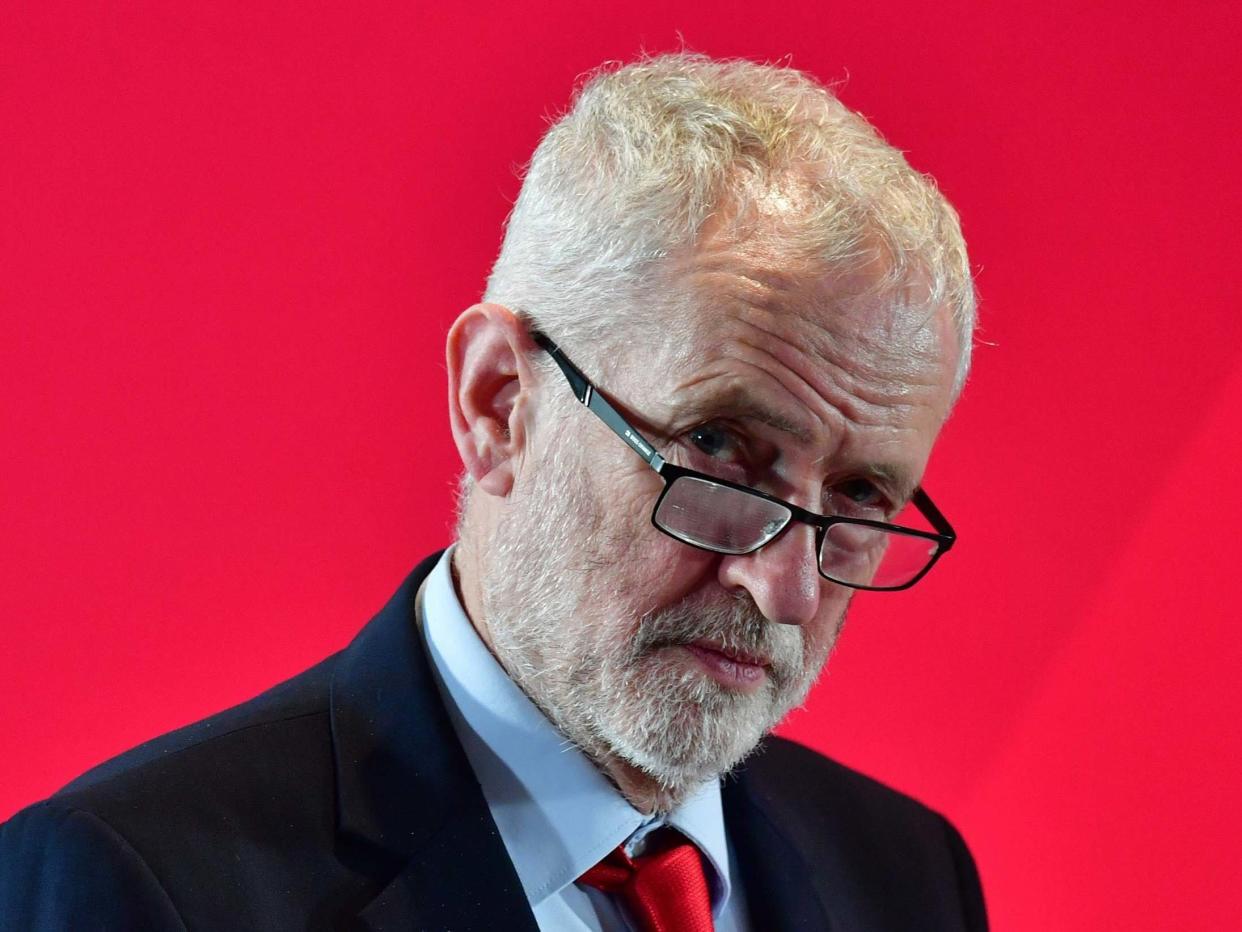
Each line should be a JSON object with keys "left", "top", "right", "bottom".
{"left": 532, "top": 331, "right": 956, "bottom": 591}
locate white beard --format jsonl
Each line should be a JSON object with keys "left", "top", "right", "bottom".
{"left": 479, "top": 425, "right": 832, "bottom": 803}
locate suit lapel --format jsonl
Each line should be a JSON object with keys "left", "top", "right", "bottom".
{"left": 723, "top": 759, "right": 836, "bottom": 931}
{"left": 330, "top": 552, "right": 539, "bottom": 931}
{"left": 356, "top": 816, "right": 536, "bottom": 931}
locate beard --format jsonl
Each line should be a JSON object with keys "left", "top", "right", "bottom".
{"left": 478, "top": 422, "right": 835, "bottom": 804}
{"left": 572, "top": 590, "right": 825, "bottom": 789}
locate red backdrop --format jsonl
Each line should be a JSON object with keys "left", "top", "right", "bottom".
{"left": 4, "top": 3, "right": 1240, "bottom": 927}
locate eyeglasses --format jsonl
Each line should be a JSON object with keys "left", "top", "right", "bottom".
{"left": 533, "top": 331, "right": 956, "bottom": 591}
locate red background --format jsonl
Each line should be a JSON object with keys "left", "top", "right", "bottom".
{"left": 4, "top": 3, "right": 1241, "bottom": 927}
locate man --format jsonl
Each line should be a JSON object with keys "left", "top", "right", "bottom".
{"left": 0, "top": 54, "right": 986, "bottom": 930}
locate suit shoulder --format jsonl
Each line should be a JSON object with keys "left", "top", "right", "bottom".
{"left": 1, "top": 654, "right": 349, "bottom": 920}
{"left": 49, "top": 654, "right": 339, "bottom": 828}
{"left": 743, "top": 735, "right": 942, "bottom": 824}
{"left": 59, "top": 653, "right": 336, "bottom": 791}
{"left": 734, "top": 736, "right": 973, "bottom": 876}
{"left": 0, "top": 801, "right": 186, "bottom": 928}
{"left": 733, "top": 736, "right": 987, "bottom": 929}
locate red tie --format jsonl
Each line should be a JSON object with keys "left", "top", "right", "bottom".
{"left": 578, "top": 831, "right": 715, "bottom": 932}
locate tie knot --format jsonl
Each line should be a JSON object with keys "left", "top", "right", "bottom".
{"left": 579, "top": 830, "right": 715, "bottom": 932}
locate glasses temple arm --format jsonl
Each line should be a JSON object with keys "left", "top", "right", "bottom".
{"left": 912, "top": 487, "right": 956, "bottom": 544}
{"left": 532, "top": 331, "right": 666, "bottom": 472}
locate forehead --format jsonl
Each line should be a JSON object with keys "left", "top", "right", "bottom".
{"left": 634, "top": 228, "right": 960, "bottom": 470}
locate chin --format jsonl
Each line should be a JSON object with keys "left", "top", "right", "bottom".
{"left": 599, "top": 667, "right": 779, "bottom": 793}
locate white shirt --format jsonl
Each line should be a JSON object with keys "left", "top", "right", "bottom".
{"left": 419, "top": 548, "right": 751, "bottom": 931}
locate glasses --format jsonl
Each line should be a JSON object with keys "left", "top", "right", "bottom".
{"left": 533, "top": 332, "right": 956, "bottom": 591}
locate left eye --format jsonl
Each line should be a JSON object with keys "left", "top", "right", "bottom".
{"left": 835, "top": 478, "right": 886, "bottom": 510}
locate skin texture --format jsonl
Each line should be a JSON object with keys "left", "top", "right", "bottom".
{"left": 447, "top": 221, "right": 960, "bottom": 815}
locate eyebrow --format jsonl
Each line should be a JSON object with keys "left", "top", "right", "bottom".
{"left": 673, "top": 386, "right": 814, "bottom": 444}
{"left": 672, "top": 386, "right": 919, "bottom": 501}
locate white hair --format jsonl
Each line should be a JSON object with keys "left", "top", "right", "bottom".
{"left": 484, "top": 52, "right": 976, "bottom": 392}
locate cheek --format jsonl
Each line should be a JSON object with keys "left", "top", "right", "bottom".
{"left": 578, "top": 460, "right": 722, "bottom": 617}
{"left": 805, "top": 589, "right": 852, "bottom": 661}
{"left": 626, "top": 536, "right": 721, "bottom": 621}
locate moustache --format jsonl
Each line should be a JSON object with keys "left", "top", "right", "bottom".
{"left": 631, "top": 592, "right": 804, "bottom": 687}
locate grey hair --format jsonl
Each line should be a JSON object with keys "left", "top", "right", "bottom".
{"left": 484, "top": 52, "right": 976, "bottom": 392}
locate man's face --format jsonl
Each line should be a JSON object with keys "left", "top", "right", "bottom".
{"left": 480, "top": 230, "right": 960, "bottom": 799}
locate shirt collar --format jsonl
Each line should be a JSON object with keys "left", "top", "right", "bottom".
{"left": 419, "top": 548, "right": 734, "bottom": 914}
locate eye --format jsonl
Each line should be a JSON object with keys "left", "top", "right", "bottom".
{"left": 833, "top": 478, "right": 889, "bottom": 514}
{"left": 687, "top": 424, "right": 743, "bottom": 461}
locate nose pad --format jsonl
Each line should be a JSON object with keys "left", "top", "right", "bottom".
{"left": 718, "top": 519, "right": 822, "bottom": 626}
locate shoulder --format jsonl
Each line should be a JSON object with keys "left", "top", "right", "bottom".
{"left": 56, "top": 654, "right": 337, "bottom": 799}
{"left": 0, "top": 555, "right": 447, "bottom": 928}
{"left": 0, "top": 801, "right": 186, "bottom": 929}
{"left": 737, "top": 735, "right": 953, "bottom": 836}
{"left": 0, "top": 657, "right": 344, "bottom": 928}
{"left": 729, "top": 736, "right": 988, "bottom": 931}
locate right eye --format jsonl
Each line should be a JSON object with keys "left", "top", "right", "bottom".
{"left": 687, "top": 424, "right": 747, "bottom": 464}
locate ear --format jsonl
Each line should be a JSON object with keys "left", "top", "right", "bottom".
{"left": 446, "top": 303, "right": 539, "bottom": 498}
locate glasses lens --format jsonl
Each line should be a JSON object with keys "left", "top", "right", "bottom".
{"left": 819, "top": 522, "right": 941, "bottom": 589}
{"left": 654, "top": 476, "right": 790, "bottom": 554}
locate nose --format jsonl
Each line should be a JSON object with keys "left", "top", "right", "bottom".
{"left": 716, "top": 520, "right": 823, "bottom": 626}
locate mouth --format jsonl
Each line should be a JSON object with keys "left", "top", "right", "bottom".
{"left": 679, "top": 640, "right": 771, "bottom": 691}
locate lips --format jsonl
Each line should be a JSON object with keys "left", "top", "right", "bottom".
{"left": 688, "top": 640, "right": 770, "bottom": 668}
{"left": 677, "top": 640, "right": 773, "bottom": 691}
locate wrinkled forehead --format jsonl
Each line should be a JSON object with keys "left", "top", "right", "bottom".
{"left": 647, "top": 233, "right": 961, "bottom": 408}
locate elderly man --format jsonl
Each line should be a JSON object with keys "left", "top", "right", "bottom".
{"left": 0, "top": 54, "right": 986, "bottom": 930}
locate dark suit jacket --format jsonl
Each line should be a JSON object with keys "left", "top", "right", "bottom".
{"left": 0, "top": 553, "right": 987, "bottom": 931}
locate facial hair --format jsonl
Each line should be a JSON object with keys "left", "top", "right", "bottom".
{"left": 573, "top": 589, "right": 827, "bottom": 790}
{"left": 479, "top": 419, "right": 835, "bottom": 805}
